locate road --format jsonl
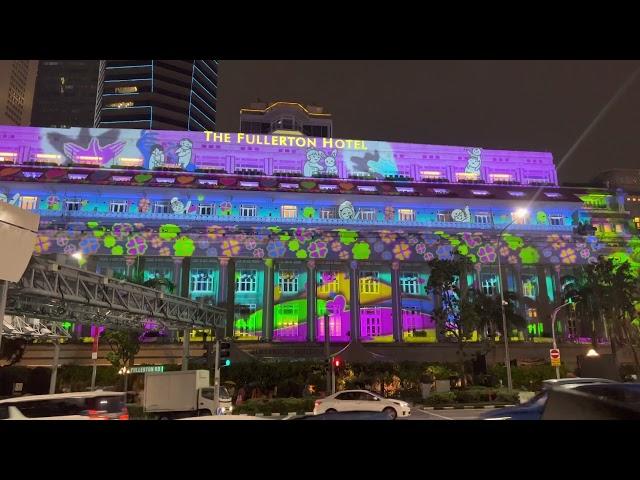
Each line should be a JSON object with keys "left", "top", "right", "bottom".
{"left": 399, "top": 408, "right": 487, "bottom": 420}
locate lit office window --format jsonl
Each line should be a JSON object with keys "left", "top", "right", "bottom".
{"left": 320, "top": 208, "right": 337, "bottom": 219}
{"left": 153, "top": 201, "right": 171, "bottom": 214}
{"left": 198, "top": 204, "right": 215, "bottom": 216}
{"left": 358, "top": 208, "right": 376, "bottom": 221}
{"left": 549, "top": 215, "right": 564, "bottom": 226}
{"left": 190, "top": 269, "right": 215, "bottom": 294}
{"left": 64, "top": 200, "right": 82, "bottom": 212}
{"left": 474, "top": 213, "right": 491, "bottom": 224}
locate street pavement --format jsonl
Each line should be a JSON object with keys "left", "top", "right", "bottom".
{"left": 399, "top": 408, "right": 487, "bottom": 420}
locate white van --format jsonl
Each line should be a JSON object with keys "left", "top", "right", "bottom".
{"left": 0, "top": 391, "right": 129, "bottom": 420}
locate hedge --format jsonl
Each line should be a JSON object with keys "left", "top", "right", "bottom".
{"left": 489, "top": 365, "right": 568, "bottom": 391}
{"left": 424, "top": 388, "right": 519, "bottom": 406}
{"left": 233, "top": 397, "right": 318, "bottom": 415}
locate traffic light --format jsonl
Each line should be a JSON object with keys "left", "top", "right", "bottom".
{"left": 219, "top": 342, "right": 231, "bottom": 367}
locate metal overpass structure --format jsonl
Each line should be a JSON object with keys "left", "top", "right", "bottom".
{"left": 4, "top": 257, "right": 226, "bottom": 332}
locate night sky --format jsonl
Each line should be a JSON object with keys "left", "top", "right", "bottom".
{"left": 216, "top": 60, "right": 640, "bottom": 183}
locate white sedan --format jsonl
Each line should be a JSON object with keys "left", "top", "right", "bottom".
{"left": 313, "top": 390, "right": 411, "bottom": 419}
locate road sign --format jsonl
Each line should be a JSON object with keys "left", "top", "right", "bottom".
{"left": 130, "top": 365, "right": 164, "bottom": 374}
{"left": 550, "top": 348, "right": 561, "bottom": 367}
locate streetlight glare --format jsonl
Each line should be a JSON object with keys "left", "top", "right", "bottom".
{"left": 72, "top": 252, "right": 83, "bottom": 260}
{"left": 514, "top": 208, "right": 529, "bottom": 219}
{"left": 586, "top": 349, "right": 600, "bottom": 357}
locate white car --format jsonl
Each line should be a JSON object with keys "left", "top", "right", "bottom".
{"left": 314, "top": 390, "right": 411, "bottom": 419}
{"left": 0, "top": 391, "right": 128, "bottom": 420}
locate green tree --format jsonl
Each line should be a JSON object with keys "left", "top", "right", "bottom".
{"left": 470, "top": 289, "right": 526, "bottom": 353}
{"left": 102, "top": 330, "right": 141, "bottom": 371}
{"left": 426, "top": 257, "right": 478, "bottom": 387}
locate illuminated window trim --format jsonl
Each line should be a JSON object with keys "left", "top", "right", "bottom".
{"left": 281, "top": 205, "right": 298, "bottom": 218}
{"left": 360, "top": 271, "right": 380, "bottom": 294}
{"left": 398, "top": 208, "right": 416, "bottom": 222}
{"left": 19, "top": 195, "right": 38, "bottom": 210}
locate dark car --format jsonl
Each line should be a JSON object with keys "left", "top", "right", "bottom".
{"left": 289, "top": 410, "right": 395, "bottom": 420}
{"left": 482, "top": 381, "right": 640, "bottom": 420}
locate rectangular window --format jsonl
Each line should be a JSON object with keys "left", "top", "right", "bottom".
{"left": 235, "top": 304, "right": 257, "bottom": 337}
{"left": 481, "top": 274, "right": 500, "bottom": 296}
{"left": 474, "top": 213, "right": 491, "bottom": 224}
{"left": 400, "top": 272, "right": 419, "bottom": 295}
{"left": 281, "top": 205, "right": 297, "bottom": 218}
{"left": 320, "top": 208, "right": 337, "bottom": 219}
{"left": 64, "top": 200, "right": 82, "bottom": 212}
{"left": 318, "top": 271, "right": 339, "bottom": 294}
{"left": 18, "top": 196, "right": 38, "bottom": 210}
{"left": 549, "top": 215, "right": 564, "bottom": 226}
{"left": 109, "top": 201, "right": 128, "bottom": 213}
{"left": 634, "top": 217, "right": 640, "bottom": 230}
{"left": 239, "top": 205, "right": 257, "bottom": 217}
{"left": 522, "top": 276, "right": 538, "bottom": 299}
{"left": 602, "top": 224, "right": 612, "bottom": 233}
{"left": 358, "top": 208, "right": 376, "bottom": 221}
{"left": 278, "top": 271, "right": 299, "bottom": 293}
{"left": 235, "top": 270, "right": 257, "bottom": 293}
{"left": 526, "top": 308, "right": 538, "bottom": 319}
{"left": 615, "top": 224, "right": 624, "bottom": 233}
{"left": 153, "top": 201, "right": 171, "bottom": 214}
{"left": 277, "top": 304, "right": 299, "bottom": 337}
{"left": 190, "top": 268, "right": 215, "bottom": 294}
{"left": 359, "top": 271, "right": 380, "bottom": 294}
{"left": 362, "top": 307, "right": 382, "bottom": 336}
{"left": 398, "top": 208, "right": 416, "bottom": 222}
{"left": 198, "top": 204, "right": 215, "bottom": 216}
{"left": 456, "top": 172, "right": 479, "bottom": 182}
{"left": 437, "top": 212, "right": 450, "bottom": 222}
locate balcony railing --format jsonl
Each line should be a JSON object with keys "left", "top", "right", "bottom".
{"left": 36, "top": 209, "right": 576, "bottom": 231}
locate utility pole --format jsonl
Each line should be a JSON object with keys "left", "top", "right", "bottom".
{"left": 0, "top": 280, "right": 7, "bottom": 356}
{"left": 90, "top": 326, "right": 99, "bottom": 391}
{"left": 551, "top": 301, "right": 573, "bottom": 380}
{"left": 324, "top": 314, "right": 331, "bottom": 394}
{"left": 49, "top": 340, "right": 60, "bottom": 394}
{"left": 213, "top": 340, "right": 221, "bottom": 415}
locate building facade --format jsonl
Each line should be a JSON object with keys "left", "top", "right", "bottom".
{"left": 592, "top": 169, "right": 640, "bottom": 232}
{"left": 0, "top": 60, "right": 38, "bottom": 126}
{"left": 0, "top": 125, "right": 637, "bottom": 347}
{"left": 240, "top": 102, "right": 332, "bottom": 138}
{"left": 30, "top": 60, "right": 100, "bottom": 128}
{"left": 94, "top": 60, "right": 217, "bottom": 131}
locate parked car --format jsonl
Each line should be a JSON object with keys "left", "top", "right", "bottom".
{"left": 481, "top": 378, "right": 621, "bottom": 420}
{"left": 313, "top": 390, "right": 410, "bottom": 419}
{"left": 291, "top": 410, "right": 395, "bottom": 420}
{"left": 0, "top": 391, "right": 128, "bottom": 420}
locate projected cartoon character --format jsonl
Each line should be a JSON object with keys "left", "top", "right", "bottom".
{"left": 451, "top": 206, "right": 471, "bottom": 222}
{"left": 304, "top": 149, "right": 326, "bottom": 177}
{"left": 0, "top": 193, "right": 20, "bottom": 205}
{"left": 170, "top": 197, "right": 195, "bottom": 214}
{"left": 338, "top": 201, "right": 356, "bottom": 220}
{"left": 149, "top": 144, "right": 165, "bottom": 169}
{"left": 176, "top": 138, "right": 194, "bottom": 171}
{"left": 464, "top": 147, "right": 482, "bottom": 175}
{"left": 324, "top": 149, "right": 338, "bottom": 176}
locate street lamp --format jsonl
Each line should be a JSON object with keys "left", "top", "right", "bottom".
{"left": 550, "top": 301, "right": 574, "bottom": 379}
{"left": 119, "top": 366, "right": 131, "bottom": 403}
{"left": 493, "top": 207, "right": 529, "bottom": 392}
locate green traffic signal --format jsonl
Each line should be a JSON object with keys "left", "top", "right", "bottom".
{"left": 223, "top": 359, "right": 231, "bottom": 367}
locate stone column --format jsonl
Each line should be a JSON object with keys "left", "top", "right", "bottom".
{"left": 218, "top": 258, "right": 235, "bottom": 338}
{"left": 172, "top": 257, "right": 183, "bottom": 295}
{"left": 306, "top": 260, "right": 317, "bottom": 342}
{"left": 262, "top": 258, "right": 274, "bottom": 342}
{"left": 349, "top": 261, "right": 361, "bottom": 342}
{"left": 391, "top": 261, "right": 403, "bottom": 343}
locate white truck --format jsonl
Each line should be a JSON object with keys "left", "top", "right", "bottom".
{"left": 143, "top": 370, "right": 232, "bottom": 419}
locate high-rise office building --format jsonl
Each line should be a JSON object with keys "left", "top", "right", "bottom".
{"left": 30, "top": 60, "right": 100, "bottom": 128}
{"left": 240, "top": 101, "right": 333, "bottom": 137}
{"left": 94, "top": 60, "right": 217, "bottom": 131}
{"left": 0, "top": 60, "right": 38, "bottom": 126}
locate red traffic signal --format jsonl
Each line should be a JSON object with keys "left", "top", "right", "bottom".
{"left": 333, "top": 358, "right": 341, "bottom": 368}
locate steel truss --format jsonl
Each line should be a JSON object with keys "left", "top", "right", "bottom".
{"left": 5, "top": 258, "right": 225, "bottom": 331}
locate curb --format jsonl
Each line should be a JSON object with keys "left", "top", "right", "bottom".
{"left": 421, "top": 404, "right": 515, "bottom": 411}
{"left": 235, "top": 411, "right": 315, "bottom": 417}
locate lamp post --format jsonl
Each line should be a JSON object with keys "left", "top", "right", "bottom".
{"left": 550, "top": 301, "right": 574, "bottom": 379}
{"left": 492, "top": 208, "right": 528, "bottom": 392}
{"left": 119, "top": 366, "right": 130, "bottom": 403}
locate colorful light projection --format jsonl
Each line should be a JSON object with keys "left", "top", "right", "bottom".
{"left": 233, "top": 261, "right": 265, "bottom": 341}
{"left": 0, "top": 125, "right": 558, "bottom": 184}
{"left": 358, "top": 267, "right": 394, "bottom": 343}
{"left": 273, "top": 264, "right": 308, "bottom": 342}
{"left": 399, "top": 269, "right": 436, "bottom": 342}
{"left": 316, "top": 268, "right": 351, "bottom": 342}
